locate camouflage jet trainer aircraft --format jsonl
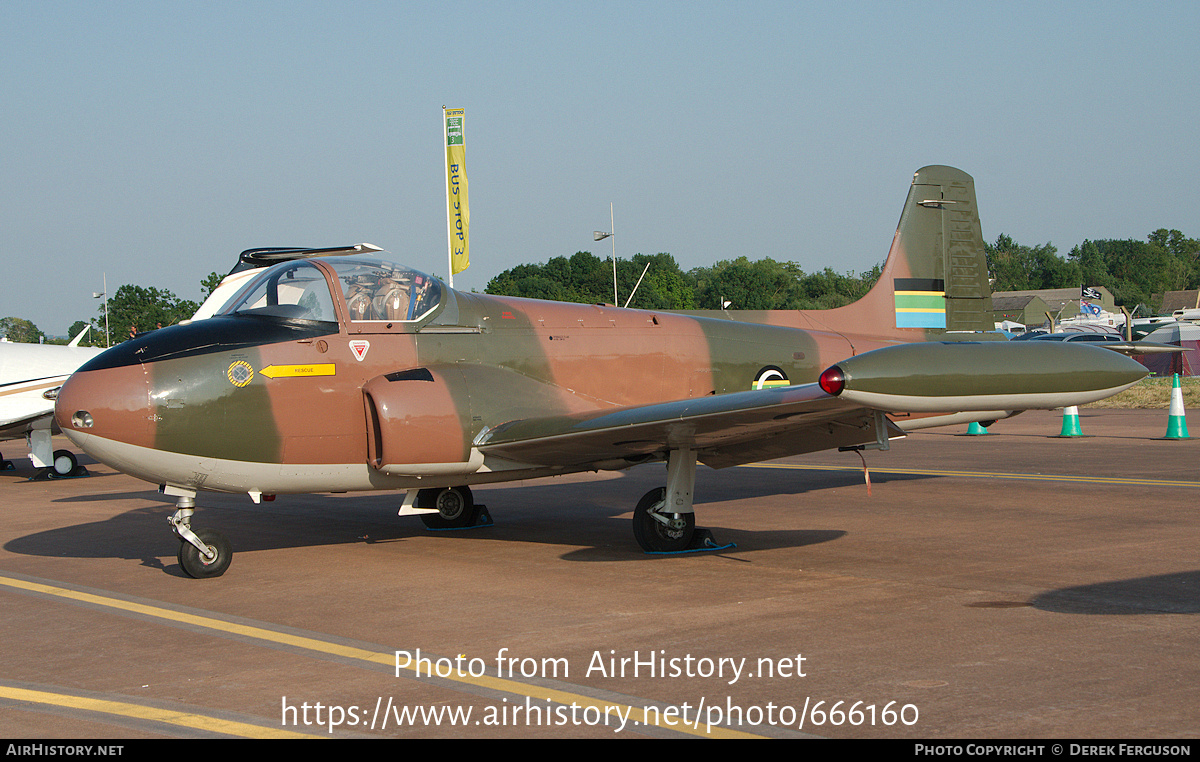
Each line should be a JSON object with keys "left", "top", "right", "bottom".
{"left": 54, "top": 166, "right": 1147, "bottom": 577}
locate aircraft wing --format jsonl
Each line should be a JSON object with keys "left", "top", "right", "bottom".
{"left": 0, "top": 409, "right": 53, "bottom": 439}
{"left": 0, "top": 342, "right": 104, "bottom": 441}
{"left": 476, "top": 342, "right": 1149, "bottom": 472}
{"left": 476, "top": 383, "right": 896, "bottom": 470}
{"left": 0, "top": 380, "right": 60, "bottom": 439}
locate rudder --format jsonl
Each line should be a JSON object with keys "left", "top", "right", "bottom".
{"left": 890, "top": 166, "right": 993, "bottom": 333}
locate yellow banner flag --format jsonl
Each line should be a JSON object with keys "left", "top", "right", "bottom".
{"left": 444, "top": 108, "right": 469, "bottom": 276}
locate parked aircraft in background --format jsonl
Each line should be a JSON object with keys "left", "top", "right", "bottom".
{"left": 1015, "top": 329, "right": 1182, "bottom": 357}
{"left": 1, "top": 328, "right": 105, "bottom": 475}
{"left": 54, "top": 166, "right": 1148, "bottom": 577}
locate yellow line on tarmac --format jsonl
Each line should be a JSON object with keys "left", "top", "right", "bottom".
{"left": 741, "top": 462, "right": 1200, "bottom": 489}
{"left": 0, "top": 575, "right": 759, "bottom": 739}
{"left": 0, "top": 683, "right": 314, "bottom": 738}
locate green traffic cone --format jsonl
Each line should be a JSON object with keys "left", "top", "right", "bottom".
{"left": 1164, "top": 374, "right": 1190, "bottom": 439}
{"left": 966, "top": 422, "right": 988, "bottom": 435}
{"left": 1059, "top": 406, "right": 1083, "bottom": 437}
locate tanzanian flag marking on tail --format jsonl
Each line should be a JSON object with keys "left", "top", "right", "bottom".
{"left": 894, "top": 278, "right": 946, "bottom": 328}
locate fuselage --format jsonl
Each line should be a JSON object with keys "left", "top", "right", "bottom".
{"left": 54, "top": 256, "right": 897, "bottom": 495}
{"left": 51, "top": 166, "right": 1016, "bottom": 497}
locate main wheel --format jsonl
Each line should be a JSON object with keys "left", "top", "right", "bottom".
{"left": 52, "top": 449, "right": 78, "bottom": 476}
{"left": 418, "top": 486, "right": 478, "bottom": 529}
{"left": 632, "top": 487, "right": 695, "bottom": 552}
{"left": 178, "top": 529, "right": 232, "bottom": 578}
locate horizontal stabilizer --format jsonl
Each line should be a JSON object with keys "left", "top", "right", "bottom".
{"left": 1102, "top": 341, "right": 1184, "bottom": 356}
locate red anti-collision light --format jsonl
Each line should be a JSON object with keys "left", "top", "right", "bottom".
{"left": 819, "top": 366, "right": 845, "bottom": 396}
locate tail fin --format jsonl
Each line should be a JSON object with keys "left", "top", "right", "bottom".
{"left": 889, "top": 165, "right": 993, "bottom": 333}
{"left": 776, "top": 165, "right": 993, "bottom": 339}
{"left": 678, "top": 166, "right": 994, "bottom": 339}
{"left": 68, "top": 324, "right": 91, "bottom": 347}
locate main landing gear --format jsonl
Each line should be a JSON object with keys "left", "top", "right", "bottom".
{"left": 631, "top": 447, "right": 721, "bottom": 553}
{"left": 412, "top": 486, "right": 491, "bottom": 529}
{"left": 50, "top": 449, "right": 79, "bottom": 476}
{"left": 22, "top": 427, "right": 89, "bottom": 479}
{"left": 26, "top": 449, "right": 86, "bottom": 480}
{"left": 168, "top": 495, "right": 232, "bottom": 579}
{"left": 632, "top": 486, "right": 696, "bottom": 552}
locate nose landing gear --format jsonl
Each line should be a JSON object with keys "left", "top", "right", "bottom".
{"left": 168, "top": 497, "right": 232, "bottom": 578}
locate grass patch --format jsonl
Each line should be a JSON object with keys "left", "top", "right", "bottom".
{"left": 1083, "top": 376, "right": 1200, "bottom": 409}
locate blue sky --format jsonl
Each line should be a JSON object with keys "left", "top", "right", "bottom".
{"left": 3, "top": 1, "right": 1198, "bottom": 335}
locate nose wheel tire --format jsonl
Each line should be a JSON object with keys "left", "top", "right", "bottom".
{"left": 632, "top": 487, "right": 696, "bottom": 553}
{"left": 177, "top": 529, "right": 232, "bottom": 578}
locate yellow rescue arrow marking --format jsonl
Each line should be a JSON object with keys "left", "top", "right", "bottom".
{"left": 258, "top": 364, "right": 336, "bottom": 379}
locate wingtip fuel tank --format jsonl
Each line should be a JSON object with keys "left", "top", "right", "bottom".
{"left": 819, "top": 342, "right": 1148, "bottom": 413}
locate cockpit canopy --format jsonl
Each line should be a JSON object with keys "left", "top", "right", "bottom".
{"left": 330, "top": 258, "right": 442, "bottom": 323}
{"left": 218, "top": 257, "right": 443, "bottom": 326}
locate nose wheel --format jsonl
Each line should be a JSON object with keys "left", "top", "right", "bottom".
{"left": 169, "top": 501, "right": 232, "bottom": 578}
{"left": 177, "top": 528, "right": 232, "bottom": 578}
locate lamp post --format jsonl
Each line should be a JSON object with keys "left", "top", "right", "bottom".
{"left": 593, "top": 203, "right": 617, "bottom": 306}
{"left": 92, "top": 273, "right": 110, "bottom": 347}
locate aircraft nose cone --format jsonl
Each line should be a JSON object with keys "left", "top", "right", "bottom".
{"left": 54, "top": 360, "right": 152, "bottom": 452}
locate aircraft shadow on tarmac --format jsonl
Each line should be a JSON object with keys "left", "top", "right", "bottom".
{"left": 3, "top": 462, "right": 941, "bottom": 573}
{"left": 1030, "top": 571, "right": 1200, "bottom": 615}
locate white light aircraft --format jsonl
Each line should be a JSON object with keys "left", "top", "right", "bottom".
{"left": 0, "top": 328, "right": 105, "bottom": 475}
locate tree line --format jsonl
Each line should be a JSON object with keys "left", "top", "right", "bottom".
{"left": 986, "top": 228, "right": 1199, "bottom": 309}
{"left": 488, "top": 227, "right": 1198, "bottom": 314}
{"left": 2, "top": 227, "right": 1196, "bottom": 345}
{"left": 1, "top": 272, "right": 222, "bottom": 347}
{"left": 484, "top": 251, "right": 882, "bottom": 311}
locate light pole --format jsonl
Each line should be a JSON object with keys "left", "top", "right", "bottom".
{"left": 92, "top": 273, "right": 110, "bottom": 347}
{"left": 593, "top": 203, "right": 617, "bottom": 306}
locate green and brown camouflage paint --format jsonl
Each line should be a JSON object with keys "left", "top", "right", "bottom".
{"left": 57, "top": 166, "right": 1131, "bottom": 494}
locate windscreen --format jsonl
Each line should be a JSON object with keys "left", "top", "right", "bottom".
{"left": 220, "top": 261, "right": 338, "bottom": 323}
